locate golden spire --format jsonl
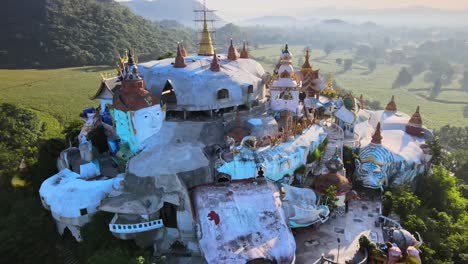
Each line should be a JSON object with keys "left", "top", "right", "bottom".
{"left": 325, "top": 73, "right": 333, "bottom": 92}
{"left": 302, "top": 48, "right": 312, "bottom": 69}
{"left": 198, "top": 11, "right": 214, "bottom": 56}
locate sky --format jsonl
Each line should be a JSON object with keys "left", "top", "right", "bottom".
{"left": 118, "top": 0, "right": 468, "bottom": 21}
{"left": 206, "top": 0, "right": 468, "bottom": 20}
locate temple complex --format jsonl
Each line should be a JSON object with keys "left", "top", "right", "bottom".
{"left": 39, "top": 8, "right": 432, "bottom": 264}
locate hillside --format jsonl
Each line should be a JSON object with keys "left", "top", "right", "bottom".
{"left": 0, "top": 0, "right": 194, "bottom": 68}
{"left": 122, "top": 0, "right": 225, "bottom": 27}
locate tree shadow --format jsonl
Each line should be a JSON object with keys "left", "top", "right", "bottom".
{"left": 335, "top": 69, "right": 349, "bottom": 75}
{"left": 71, "top": 66, "right": 115, "bottom": 72}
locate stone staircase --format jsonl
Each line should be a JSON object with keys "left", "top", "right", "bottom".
{"left": 303, "top": 122, "right": 345, "bottom": 187}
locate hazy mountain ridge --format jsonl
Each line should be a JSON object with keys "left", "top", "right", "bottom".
{"left": 240, "top": 6, "right": 468, "bottom": 27}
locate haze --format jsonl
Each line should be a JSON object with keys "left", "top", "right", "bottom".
{"left": 207, "top": 0, "right": 468, "bottom": 20}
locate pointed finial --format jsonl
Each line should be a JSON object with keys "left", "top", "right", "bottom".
{"left": 406, "top": 105, "right": 423, "bottom": 136}
{"left": 284, "top": 43, "right": 289, "bottom": 53}
{"left": 408, "top": 105, "right": 422, "bottom": 126}
{"left": 127, "top": 49, "right": 134, "bottom": 65}
{"left": 210, "top": 52, "right": 221, "bottom": 72}
{"left": 302, "top": 47, "right": 312, "bottom": 69}
{"left": 227, "top": 39, "right": 238, "bottom": 60}
{"left": 174, "top": 43, "right": 187, "bottom": 68}
{"left": 371, "top": 122, "right": 383, "bottom": 144}
{"left": 240, "top": 41, "right": 249, "bottom": 59}
{"left": 385, "top": 95, "right": 397, "bottom": 112}
{"left": 180, "top": 42, "right": 187, "bottom": 57}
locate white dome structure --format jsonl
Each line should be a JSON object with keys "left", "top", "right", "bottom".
{"left": 138, "top": 55, "right": 267, "bottom": 112}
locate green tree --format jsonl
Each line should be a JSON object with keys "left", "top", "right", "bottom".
{"left": 460, "top": 71, "right": 468, "bottom": 92}
{"left": 343, "top": 59, "right": 353, "bottom": 72}
{"left": 418, "top": 166, "right": 466, "bottom": 218}
{"left": 324, "top": 43, "right": 335, "bottom": 56}
{"left": 63, "top": 120, "right": 83, "bottom": 147}
{"left": 430, "top": 78, "right": 442, "bottom": 99}
{"left": 322, "top": 186, "right": 338, "bottom": 212}
{"left": 388, "top": 185, "right": 421, "bottom": 222}
{"left": 424, "top": 58, "right": 454, "bottom": 85}
{"left": 368, "top": 60, "right": 377, "bottom": 72}
{"left": 0, "top": 103, "right": 43, "bottom": 188}
{"left": 392, "top": 67, "right": 413, "bottom": 88}
{"left": 409, "top": 59, "right": 426, "bottom": 75}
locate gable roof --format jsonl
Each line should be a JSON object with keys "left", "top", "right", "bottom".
{"left": 91, "top": 77, "right": 120, "bottom": 100}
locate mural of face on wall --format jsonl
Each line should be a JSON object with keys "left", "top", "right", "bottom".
{"left": 133, "top": 105, "right": 166, "bottom": 144}
{"left": 355, "top": 160, "right": 388, "bottom": 189}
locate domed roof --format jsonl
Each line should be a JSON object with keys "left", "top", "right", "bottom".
{"left": 138, "top": 54, "right": 266, "bottom": 111}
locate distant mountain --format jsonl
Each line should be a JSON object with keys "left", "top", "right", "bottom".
{"left": 239, "top": 16, "right": 300, "bottom": 27}
{"left": 303, "top": 6, "right": 468, "bottom": 27}
{"left": 0, "top": 0, "right": 195, "bottom": 68}
{"left": 121, "top": 0, "right": 226, "bottom": 27}
{"left": 320, "top": 19, "right": 347, "bottom": 25}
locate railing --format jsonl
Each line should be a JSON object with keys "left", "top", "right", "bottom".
{"left": 312, "top": 255, "right": 338, "bottom": 264}
{"left": 109, "top": 219, "right": 164, "bottom": 234}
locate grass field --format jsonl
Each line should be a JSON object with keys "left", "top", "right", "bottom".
{"left": 251, "top": 45, "right": 468, "bottom": 129}
{"left": 1, "top": 47, "right": 466, "bottom": 139}
{"left": 0, "top": 66, "right": 113, "bottom": 138}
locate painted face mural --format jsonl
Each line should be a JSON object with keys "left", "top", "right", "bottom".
{"left": 133, "top": 105, "right": 166, "bottom": 144}
{"left": 355, "top": 159, "right": 387, "bottom": 189}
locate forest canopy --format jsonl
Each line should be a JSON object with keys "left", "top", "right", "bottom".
{"left": 0, "top": 0, "right": 194, "bottom": 68}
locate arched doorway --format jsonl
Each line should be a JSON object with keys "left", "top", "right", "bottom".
{"left": 161, "top": 80, "right": 177, "bottom": 105}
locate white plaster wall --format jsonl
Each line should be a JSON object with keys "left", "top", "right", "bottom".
{"left": 56, "top": 220, "right": 83, "bottom": 241}
{"left": 270, "top": 90, "right": 300, "bottom": 113}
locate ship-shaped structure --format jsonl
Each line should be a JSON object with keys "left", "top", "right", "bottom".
{"left": 39, "top": 5, "right": 431, "bottom": 264}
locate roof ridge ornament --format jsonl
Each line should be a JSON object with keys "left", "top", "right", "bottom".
{"left": 210, "top": 52, "right": 221, "bottom": 72}
{"left": 385, "top": 95, "right": 397, "bottom": 112}
{"left": 371, "top": 122, "right": 383, "bottom": 145}
{"left": 174, "top": 43, "right": 187, "bottom": 68}
{"left": 240, "top": 41, "right": 249, "bottom": 59}
{"left": 227, "top": 39, "right": 238, "bottom": 60}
